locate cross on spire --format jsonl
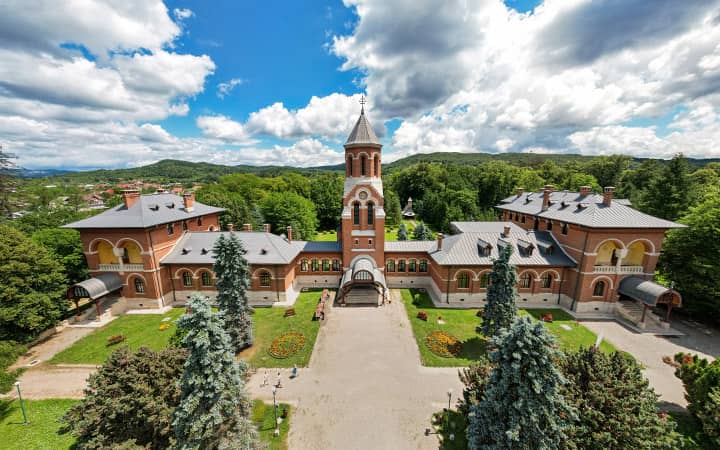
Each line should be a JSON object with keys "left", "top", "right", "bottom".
{"left": 359, "top": 95, "right": 366, "bottom": 113}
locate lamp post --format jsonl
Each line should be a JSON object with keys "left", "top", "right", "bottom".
{"left": 14, "top": 382, "right": 29, "bottom": 425}
{"left": 445, "top": 389, "right": 452, "bottom": 434}
{"left": 272, "top": 386, "right": 279, "bottom": 437}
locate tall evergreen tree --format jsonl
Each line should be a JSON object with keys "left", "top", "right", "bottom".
{"left": 640, "top": 154, "right": 692, "bottom": 221}
{"left": 213, "top": 233, "right": 254, "bottom": 352}
{"left": 468, "top": 316, "right": 572, "bottom": 450}
{"left": 481, "top": 244, "right": 518, "bottom": 337}
{"left": 173, "top": 295, "right": 257, "bottom": 450}
{"left": 412, "top": 221, "right": 433, "bottom": 240}
{"left": 397, "top": 222, "right": 409, "bottom": 241}
{"left": 561, "top": 347, "right": 680, "bottom": 449}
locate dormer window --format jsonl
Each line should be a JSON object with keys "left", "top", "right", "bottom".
{"left": 181, "top": 247, "right": 192, "bottom": 255}
{"left": 201, "top": 247, "right": 209, "bottom": 255}
{"left": 149, "top": 204, "right": 159, "bottom": 211}
{"left": 517, "top": 239, "right": 534, "bottom": 256}
{"left": 166, "top": 202, "right": 175, "bottom": 209}
{"left": 477, "top": 239, "right": 491, "bottom": 256}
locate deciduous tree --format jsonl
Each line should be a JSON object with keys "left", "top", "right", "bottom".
{"left": 32, "top": 228, "right": 88, "bottom": 285}
{"left": 0, "top": 225, "right": 66, "bottom": 341}
{"left": 173, "top": 295, "right": 256, "bottom": 450}
{"left": 261, "top": 191, "right": 318, "bottom": 240}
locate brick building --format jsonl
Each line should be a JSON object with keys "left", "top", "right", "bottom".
{"left": 64, "top": 107, "right": 685, "bottom": 326}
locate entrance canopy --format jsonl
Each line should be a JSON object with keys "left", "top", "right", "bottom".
{"left": 340, "top": 257, "right": 387, "bottom": 291}
{"left": 618, "top": 276, "right": 682, "bottom": 307}
{"left": 69, "top": 273, "right": 123, "bottom": 300}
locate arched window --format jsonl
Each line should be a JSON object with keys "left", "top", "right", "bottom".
{"left": 311, "top": 259, "right": 320, "bottom": 272}
{"left": 332, "top": 259, "right": 340, "bottom": 271}
{"left": 367, "top": 202, "right": 374, "bottom": 225}
{"left": 354, "top": 270, "right": 372, "bottom": 281}
{"left": 479, "top": 273, "right": 490, "bottom": 288}
{"left": 182, "top": 271, "right": 193, "bottom": 287}
{"left": 521, "top": 215, "right": 526, "bottom": 224}
{"left": 322, "top": 259, "right": 330, "bottom": 271}
{"left": 408, "top": 260, "right": 416, "bottom": 272}
{"left": 593, "top": 281, "right": 606, "bottom": 297}
{"left": 398, "top": 260, "right": 406, "bottom": 272}
{"left": 457, "top": 272, "right": 470, "bottom": 289}
{"left": 361, "top": 155, "right": 367, "bottom": 176}
{"left": 386, "top": 260, "right": 395, "bottom": 272}
{"left": 346, "top": 156, "right": 353, "bottom": 176}
{"left": 259, "top": 271, "right": 271, "bottom": 287}
{"left": 182, "top": 220, "right": 188, "bottom": 231}
{"left": 561, "top": 222, "right": 569, "bottom": 235}
{"left": 300, "top": 259, "right": 309, "bottom": 272}
{"left": 201, "top": 272, "right": 212, "bottom": 287}
{"left": 533, "top": 217, "right": 539, "bottom": 231}
{"left": 134, "top": 278, "right": 145, "bottom": 293}
{"left": 546, "top": 220, "right": 553, "bottom": 231}
{"left": 519, "top": 273, "right": 532, "bottom": 289}
{"left": 374, "top": 157, "right": 380, "bottom": 177}
{"left": 167, "top": 223, "right": 174, "bottom": 235}
{"left": 197, "top": 217, "right": 203, "bottom": 227}
{"left": 353, "top": 202, "right": 360, "bottom": 225}
{"left": 419, "top": 260, "right": 427, "bottom": 273}
{"left": 541, "top": 273, "right": 553, "bottom": 289}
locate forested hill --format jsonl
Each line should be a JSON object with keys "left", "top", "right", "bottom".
{"left": 28, "top": 152, "right": 720, "bottom": 183}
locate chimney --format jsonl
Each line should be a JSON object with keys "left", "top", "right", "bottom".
{"left": 516, "top": 187, "right": 524, "bottom": 197}
{"left": 264, "top": 223, "right": 270, "bottom": 233}
{"left": 542, "top": 184, "right": 553, "bottom": 211}
{"left": 580, "top": 185, "right": 592, "bottom": 196}
{"left": 242, "top": 223, "right": 252, "bottom": 232}
{"left": 227, "top": 223, "right": 235, "bottom": 232}
{"left": 122, "top": 189, "right": 140, "bottom": 209}
{"left": 182, "top": 192, "right": 195, "bottom": 212}
{"left": 603, "top": 186, "right": 615, "bottom": 206}
{"left": 286, "top": 226, "right": 293, "bottom": 242}
{"left": 437, "top": 233, "right": 443, "bottom": 251}
{"left": 504, "top": 225, "right": 511, "bottom": 237}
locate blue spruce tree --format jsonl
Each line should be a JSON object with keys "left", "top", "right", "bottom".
{"left": 397, "top": 223, "right": 409, "bottom": 241}
{"left": 481, "top": 244, "right": 518, "bottom": 337}
{"left": 468, "top": 315, "right": 573, "bottom": 449}
{"left": 173, "top": 295, "right": 256, "bottom": 450}
{"left": 213, "top": 233, "right": 254, "bottom": 352}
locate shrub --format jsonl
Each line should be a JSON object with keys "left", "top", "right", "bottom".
{"left": 159, "top": 324, "right": 170, "bottom": 331}
{"left": 674, "top": 352, "right": 720, "bottom": 445}
{"left": 425, "top": 331, "right": 462, "bottom": 358}
{"left": 541, "top": 313, "right": 553, "bottom": 323}
{"left": 283, "top": 308, "right": 296, "bottom": 317}
{"left": 417, "top": 311, "right": 428, "bottom": 321}
{"left": 475, "top": 309, "right": 484, "bottom": 318}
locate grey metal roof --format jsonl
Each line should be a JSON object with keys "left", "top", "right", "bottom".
{"left": 496, "top": 190, "right": 684, "bottom": 229}
{"left": 161, "top": 231, "right": 301, "bottom": 265}
{"left": 384, "top": 241, "right": 436, "bottom": 252}
{"left": 72, "top": 273, "right": 123, "bottom": 299}
{"left": 617, "top": 276, "right": 682, "bottom": 307}
{"left": 430, "top": 222, "right": 575, "bottom": 267}
{"left": 62, "top": 193, "right": 224, "bottom": 229}
{"left": 340, "top": 257, "right": 387, "bottom": 290}
{"left": 292, "top": 241, "right": 342, "bottom": 253}
{"left": 345, "top": 111, "right": 381, "bottom": 147}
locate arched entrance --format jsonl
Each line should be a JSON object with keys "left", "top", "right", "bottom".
{"left": 338, "top": 257, "right": 387, "bottom": 305}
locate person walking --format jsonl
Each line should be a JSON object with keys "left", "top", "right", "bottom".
{"left": 291, "top": 364, "right": 298, "bottom": 379}
{"left": 262, "top": 370, "right": 269, "bottom": 387}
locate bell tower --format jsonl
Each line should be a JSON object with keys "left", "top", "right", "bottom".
{"left": 340, "top": 97, "right": 385, "bottom": 269}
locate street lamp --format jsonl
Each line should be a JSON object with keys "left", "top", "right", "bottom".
{"left": 445, "top": 389, "right": 452, "bottom": 434}
{"left": 272, "top": 386, "right": 279, "bottom": 437}
{"left": 14, "top": 381, "right": 29, "bottom": 425}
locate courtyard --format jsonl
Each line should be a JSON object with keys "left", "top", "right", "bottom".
{"left": 2, "top": 288, "right": 717, "bottom": 449}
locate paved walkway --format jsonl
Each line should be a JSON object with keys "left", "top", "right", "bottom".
{"left": 583, "top": 319, "right": 717, "bottom": 410}
{"left": 248, "top": 292, "right": 463, "bottom": 450}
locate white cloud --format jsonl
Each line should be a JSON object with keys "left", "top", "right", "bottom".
{"left": 196, "top": 115, "right": 256, "bottom": 145}
{"left": 173, "top": 8, "right": 194, "bottom": 21}
{"left": 216, "top": 78, "right": 245, "bottom": 98}
{"left": 331, "top": 0, "right": 720, "bottom": 159}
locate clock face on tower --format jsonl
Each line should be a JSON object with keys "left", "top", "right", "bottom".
{"left": 359, "top": 191, "right": 368, "bottom": 200}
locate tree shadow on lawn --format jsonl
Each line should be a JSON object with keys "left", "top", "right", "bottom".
{"left": 0, "top": 399, "right": 13, "bottom": 423}
{"left": 457, "top": 336, "right": 488, "bottom": 361}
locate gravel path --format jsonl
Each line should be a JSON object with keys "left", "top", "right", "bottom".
{"left": 248, "top": 292, "right": 463, "bottom": 450}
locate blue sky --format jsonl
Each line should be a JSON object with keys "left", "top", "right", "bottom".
{"left": 1, "top": 0, "right": 719, "bottom": 169}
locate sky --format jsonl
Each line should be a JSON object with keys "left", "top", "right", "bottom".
{"left": 1, "top": 0, "right": 720, "bottom": 170}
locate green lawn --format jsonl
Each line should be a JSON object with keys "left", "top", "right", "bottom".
{"left": 400, "top": 289, "right": 616, "bottom": 366}
{"left": 0, "top": 399, "right": 78, "bottom": 450}
{"left": 50, "top": 308, "right": 184, "bottom": 365}
{"left": 252, "top": 400, "right": 291, "bottom": 450}
{"left": 241, "top": 290, "right": 323, "bottom": 368}
{"left": 0, "top": 399, "right": 289, "bottom": 450}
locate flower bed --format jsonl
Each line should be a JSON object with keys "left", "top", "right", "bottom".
{"left": 424, "top": 331, "right": 462, "bottom": 358}
{"left": 268, "top": 332, "right": 306, "bottom": 359}
{"left": 106, "top": 334, "right": 126, "bottom": 346}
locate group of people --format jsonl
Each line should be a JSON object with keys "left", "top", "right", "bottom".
{"left": 261, "top": 364, "right": 299, "bottom": 389}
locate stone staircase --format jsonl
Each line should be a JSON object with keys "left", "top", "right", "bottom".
{"left": 616, "top": 299, "right": 668, "bottom": 331}
{"left": 342, "top": 288, "right": 381, "bottom": 305}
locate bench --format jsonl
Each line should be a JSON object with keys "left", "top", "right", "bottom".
{"left": 314, "top": 299, "right": 326, "bottom": 321}
{"left": 283, "top": 308, "right": 296, "bottom": 317}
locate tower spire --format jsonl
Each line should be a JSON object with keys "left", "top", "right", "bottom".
{"left": 359, "top": 95, "right": 366, "bottom": 114}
